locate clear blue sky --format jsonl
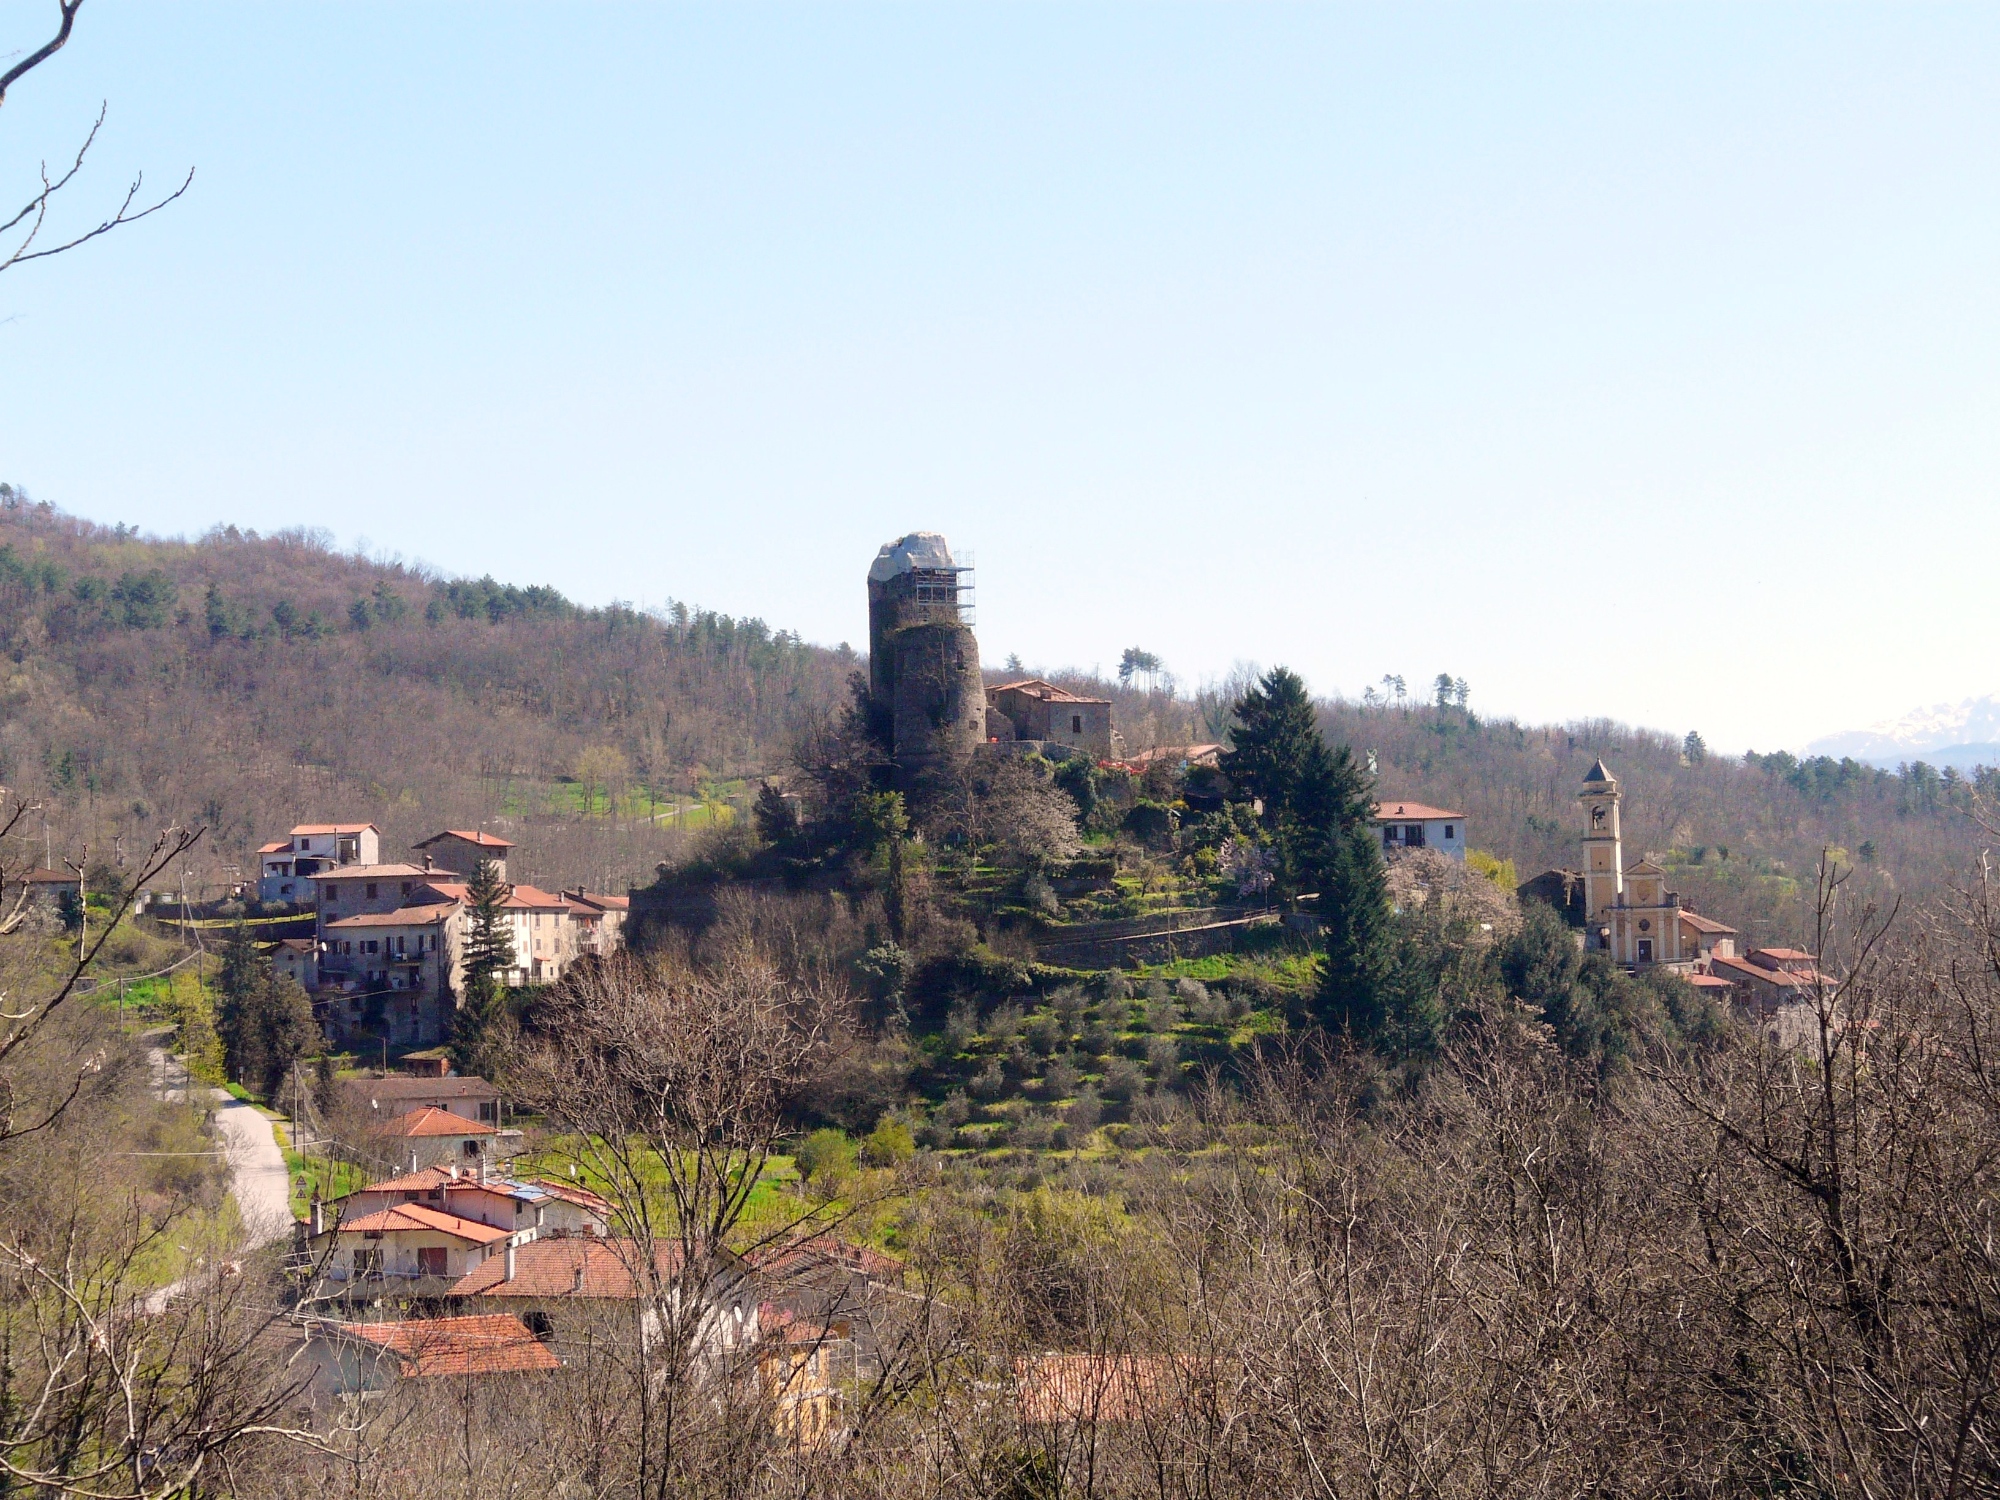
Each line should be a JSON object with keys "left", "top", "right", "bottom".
{"left": 3, "top": 3, "right": 1996, "bottom": 754}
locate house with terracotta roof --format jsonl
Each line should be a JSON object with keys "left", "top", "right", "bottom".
{"left": 411, "top": 828, "right": 516, "bottom": 883}
{"left": 296, "top": 1313, "right": 559, "bottom": 1399}
{"left": 447, "top": 1236, "right": 760, "bottom": 1365}
{"left": 364, "top": 1105, "right": 518, "bottom": 1173}
{"left": 561, "top": 888, "right": 630, "bottom": 957}
{"left": 326, "top": 1162, "right": 606, "bottom": 1240}
{"left": 340, "top": 1073, "right": 505, "bottom": 1127}
{"left": 257, "top": 822, "right": 381, "bottom": 903}
{"left": 1370, "top": 800, "right": 1468, "bottom": 861}
{"left": 309, "top": 1198, "right": 515, "bottom": 1289}
{"left": 986, "top": 679, "right": 1118, "bottom": 760}
{"left": 528, "top": 1176, "right": 617, "bottom": 1235}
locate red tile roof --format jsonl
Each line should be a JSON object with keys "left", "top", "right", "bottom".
{"left": 338, "top": 1315, "right": 559, "bottom": 1377}
{"left": 989, "top": 678, "right": 1112, "bottom": 706}
{"left": 1752, "top": 947, "right": 1817, "bottom": 963}
{"left": 331, "top": 1202, "right": 510, "bottom": 1245}
{"left": 1711, "top": 954, "right": 1820, "bottom": 990}
{"left": 19, "top": 868, "right": 77, "bottom": 885}
{"left": 1679, "top": 910, "right": 1739, "bottom": 935}
{"left": 1372, "top": 801, "right": 1465, "bottom": 822}
{"left": 1684, "top": 973, "right": 1736, "bottom": 990}
{"left": 1015, "top": 1354, "right": 1181, "bottom": 1424}
{"left": 502, "top": 884, "right": 568, "bottom": 910}
{"left": 448, "top": 1237, "right": 689, "bottom": 1299}
{"left": 415, "top": 829, "right": 516, "bottom": 850}
{"left": 258, "top": 840, "right": 293, "bottom": 854}
{"left": 290, "top": 823, "right": 379, "bottom": 836}
{"left": 373, "top": 1106, "right": 496, "bottom": 1139}
{"left": 529, "top": 1178, "right": 615, "bottom": 1215}
{"left": 324, "top": 906, "right": 454, "bottom": 929}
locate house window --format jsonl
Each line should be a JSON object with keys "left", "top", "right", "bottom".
{"left": 478, "top": 1102, "right": 497, "bottom": 1123}
{"left": 401, "top": 882, "right": 412, "bottom": 895}
{"left": 353, "top": 1248, "right": 380, "bottom": 1278}
{"left": 325, "top": 885, "right": 338, "bottom": 902}
{"left": 417, "top": 1247, "right": 447, "bottom": 1278}
{"left": 1444, "top": 825, "right": 1454, "bottom": 839}
{"left": 365, "top": 883, "right": 378, "bottom": 899}
{"left": 1071, "top": 714, "right": 1083, "bottom": 735}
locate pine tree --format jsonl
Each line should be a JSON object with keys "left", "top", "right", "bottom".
{"left": 216, "top": 923, "right": 270, "bottom": 1088}
{"left": 1218, "top": 666, "right": 1321, "bottom": 819}
{"left": 453, "top": 859, "right": 518, "bottom": 1077}
{"left": 1315, "top": 826, "right": 1396, "bottom": 1040}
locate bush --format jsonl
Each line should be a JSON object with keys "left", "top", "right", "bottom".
{"left": 794, "top": 1128, "right": 856, "bottom": 1195}
{"left": 862, "top": 1116, "right": 915, "bottom": 1166}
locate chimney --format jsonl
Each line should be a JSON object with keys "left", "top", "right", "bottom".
{"left": 504, "top": 1240, "right": 516, "bottom": 1282}
{"left": 448, "top": 1162, "right": 459, "bottom": 1181}
{"left": 310, "top": 1196, "right": 324, "bottom": 1236}
{"left": 424, "top": 854, "right": 434, "bottom": 872}
{"left": 573, "top": 1260, "right": 586, "bottom": 1295}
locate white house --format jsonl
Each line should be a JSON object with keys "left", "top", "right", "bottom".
{"left": 1371, "top": 800, "right": 1467, "bottom": 861}
{"left": 258, "top": 823, "right": 382, "bottom": 903}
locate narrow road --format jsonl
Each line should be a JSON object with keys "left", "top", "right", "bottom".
{"left": 212, "top": 1093, "right": 293, "bottom": 1249}
{"left": 146, "top": 1047, "right": 294, "bottom": 1248}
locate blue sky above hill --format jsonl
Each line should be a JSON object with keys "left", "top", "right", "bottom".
{"left": 2, "top": 3, "right": 1996, "bottom": 754}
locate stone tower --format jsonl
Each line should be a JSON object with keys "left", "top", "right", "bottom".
{"left": 867, "top": 533, "right": 985, "bottom": 780}
{"left": 1579, "top": 758, "right": 1623, "bottom": 920}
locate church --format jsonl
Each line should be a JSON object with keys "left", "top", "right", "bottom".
{"left": 1518, "top": 759, "right": 1739, "bottom": 975}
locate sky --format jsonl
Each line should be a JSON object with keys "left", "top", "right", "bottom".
{"left": 2, "top": 3, "right": 1997, "bottom": 755}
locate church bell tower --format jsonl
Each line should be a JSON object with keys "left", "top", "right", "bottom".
{"left": 1579, "top": 758, "right": 1623, "bottom": 920}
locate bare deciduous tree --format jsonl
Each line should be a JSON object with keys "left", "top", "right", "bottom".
{"left": 2, "top": 1, "right": 193, "bottom": 278}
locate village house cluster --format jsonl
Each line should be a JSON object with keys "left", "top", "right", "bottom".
{"left": 280, "top": 1066, "right": 895, "bottom": 1446}
{"left": 255, "top": 821, "right": 628, "bottom": 1048}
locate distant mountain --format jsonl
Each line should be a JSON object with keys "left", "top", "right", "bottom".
{"left": 1807, "top": 694, "right": 2000, "bottom": 770}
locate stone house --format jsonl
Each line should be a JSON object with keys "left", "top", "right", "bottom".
{"left": 410, "top": 829, "right": 514, "bottom": 882}
{"left": 986, "top": 679, "right": 1116, "bottom": 760}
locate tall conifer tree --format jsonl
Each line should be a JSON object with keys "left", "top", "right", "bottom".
{"left": 453, "top": 859, "right": 517, "bottom": 1076}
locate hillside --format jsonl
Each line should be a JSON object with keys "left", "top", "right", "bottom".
{"left": 0, "top": 488, "right": 1988, "bottom": 938}
{"left": 0, "top": 489, "right": 853, "bottom": 893}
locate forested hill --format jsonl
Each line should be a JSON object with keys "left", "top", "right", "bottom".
{"left": 0, "top": 489, "right": 1986, "bottom": 936}
{"left": 0, "top": 490, "right": 854, "bottom": 892}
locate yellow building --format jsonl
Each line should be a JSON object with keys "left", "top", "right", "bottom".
{"left": 1578, "top": 759, "right": 1690, "bottom": 968}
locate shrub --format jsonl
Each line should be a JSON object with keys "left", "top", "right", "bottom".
{"left": 862, "top": 1116, "right": 915, "bottom": 1166}
{"left": 794, "top": 1128, "right": 856, "bottom": 1195}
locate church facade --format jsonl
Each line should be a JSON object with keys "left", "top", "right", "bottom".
{"left": 1578, "top": 758, "right": 1699, "bottom": 968}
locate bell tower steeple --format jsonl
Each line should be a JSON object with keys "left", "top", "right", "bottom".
{"left": 1579, "top": 758, "right": 1623, "bottom": 921}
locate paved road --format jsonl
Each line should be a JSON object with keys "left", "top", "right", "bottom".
{"left": 212, "top": 1093, "right": 293, "bottom": 1248}
{"left": 146, "top": 1048, "right": 294, "bottom": 1249}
